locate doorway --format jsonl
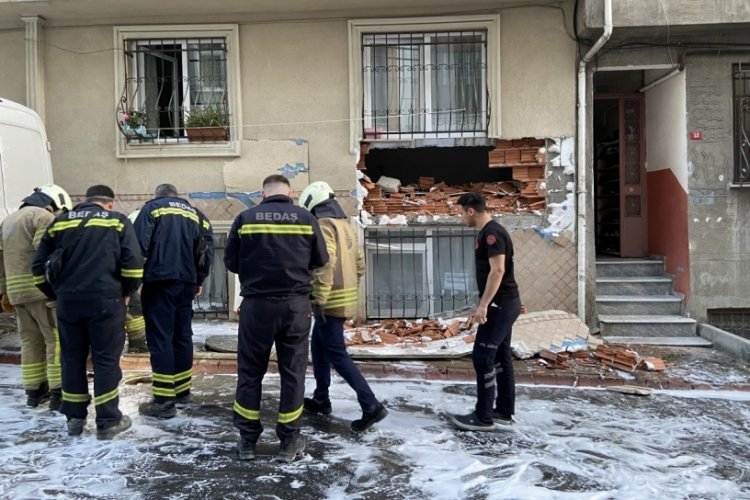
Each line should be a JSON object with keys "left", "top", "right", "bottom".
{"left": 593, "top": 72, "right": 647, "bottom": 257}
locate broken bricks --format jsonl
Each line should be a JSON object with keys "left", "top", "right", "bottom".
{"left": 345, "top": 318, "right": 473, "bottom": 348}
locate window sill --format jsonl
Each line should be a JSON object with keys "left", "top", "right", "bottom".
{"left": 728, "top": 183, "right": 750, "bottom": 189}
{"left": 115, "top": 140, "right": 241, "bottom": 159}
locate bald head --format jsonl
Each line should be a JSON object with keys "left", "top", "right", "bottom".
{"left": 262, "top": 175, "right": 292, "bottom": 198}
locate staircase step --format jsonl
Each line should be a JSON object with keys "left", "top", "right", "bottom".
{"left": 596, "top": 276, "right": 674, "bottom": 295}
{"left": 598, "top": 315, "right": 697, "bottom": 337}
{"left": 596, "top": 295, "right": 682, "bottom": 315}
{"left": 596, "top": 260, "right": 665, "bottom": 277}
{"left": 604, "top": 336, "right": 713, "bottom": 347}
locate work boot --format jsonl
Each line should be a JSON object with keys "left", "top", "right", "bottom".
{"left": 351, "top": 403, "right": 388, "bottom": 432}
{"left": 450, "top": 412, "right": 495, "bottom": 432}
{"left": 138, "top": 399, "right": 176, "bottom": 419}
{"left": 237, "top": 437, "right": 256, "bottom": 461}
{"left": 67, "top": 418, "right": 86, "bottom": 437}
{"left": 276, "top": 434, "right": 306, "bottom": 463}
{"left": 493, "top": 410, "right": 514, "bottom": 426}
{"left": 127, "top": 337, "right": 148, "bottom": 354}
{"left": 49, "top": 389, "right": 62, "bottom": 412}
{"left": 97, "top": 415, "right": 132, "bottom": 440}
{"left": 303, "top": 397, "right": 332, "bottom": 415}
{"left": 26, "top": 381, "right": 50, "bottom": 408}
{"left": 175, "top": 392, "right": 192, "bottom": 408}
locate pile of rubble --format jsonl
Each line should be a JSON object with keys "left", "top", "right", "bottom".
{"left": 537, "top": 344, "right": 667, "bottom": 372}
{"left": 345, "top": 317, "right": 475, "bottom": 347}
{"left": 358, "top": 138, "right": 548, "bottom": 218}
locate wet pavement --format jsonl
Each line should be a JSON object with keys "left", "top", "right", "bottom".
{"left": 1, "top": 365, "right": 750, "bottom": 499}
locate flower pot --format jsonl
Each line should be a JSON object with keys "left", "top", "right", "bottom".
{"left": 186, "top": 126, "right": 229, "bottom": 142}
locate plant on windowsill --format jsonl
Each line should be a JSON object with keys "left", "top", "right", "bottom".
{"left": 185, "top": 106, "right": 230, "bottom": 142}
{"left": 119, "top": 110, "right": 154, "bottom": 140}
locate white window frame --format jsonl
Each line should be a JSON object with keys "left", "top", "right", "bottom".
{"left": 113, "top": 24, "right": 242, "bottom": 159}
{"left": 348, "top": 15, "right": 501, "bottom": 151}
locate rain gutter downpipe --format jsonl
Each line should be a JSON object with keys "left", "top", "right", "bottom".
{"left": 577, "top": 0, "right": 612, "bottom": 322}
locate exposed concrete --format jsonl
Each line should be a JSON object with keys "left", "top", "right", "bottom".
{"left": 698, "top": 323, "right": 750, "bottom": 362}
{"left": 685, "top": 53, "right": 750, "bottom": 323}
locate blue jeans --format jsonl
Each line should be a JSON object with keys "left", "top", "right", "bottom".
{"left": 311, "top": 316, "right": 379, "bottom": 413}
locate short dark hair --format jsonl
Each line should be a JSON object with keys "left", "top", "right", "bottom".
{"left": 85, "top": 184, "right": 115, "bottom": 202}
{"left": 155, "top": 183, "right": 178, "bottom": 197}
{"left": 457, "top": 192, "right": 486, "bottom": 213}
{"left": 263, "top": 175, "right": 290, "bottom": 188}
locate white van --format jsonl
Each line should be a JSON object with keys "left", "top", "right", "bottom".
{"left": 0, "top": 98, "right": 55, "bottom": 219}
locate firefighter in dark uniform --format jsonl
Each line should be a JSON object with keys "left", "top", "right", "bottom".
{"left": 32, "top": 185, "right": 144, "bottom": 439}
{"left": 225, "top": 174, "right": 328, "bottom": 463}
{"left": 134, "top": 184, "right": 213, "bottom": 419}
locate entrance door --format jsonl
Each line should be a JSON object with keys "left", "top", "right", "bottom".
{"left": 594, "top": 94, "right": 647, "bottom": 257}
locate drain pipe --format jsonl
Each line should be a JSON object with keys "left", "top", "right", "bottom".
{"left": 577, "top": 0, "right": 613, "bottom": 322}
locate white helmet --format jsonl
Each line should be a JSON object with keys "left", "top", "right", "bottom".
{"left": 299, "top": 181, "right": 335, "bottom": 211}
{"left": 127, "top": 209, "right": 141, "bottom": 224}
{"left": 37, "top": 184, "right": 72, "bottom": 212}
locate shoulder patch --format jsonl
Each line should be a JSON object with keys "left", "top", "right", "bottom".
{"left": 486, "top": 234, "right": 497, "bottom": 246}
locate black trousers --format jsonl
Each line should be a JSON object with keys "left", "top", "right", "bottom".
{"left": 233, "top": 295, "right": 311, "bottom": 443}
{"left": 472, "top": 297, "right": 522, "bottom": 423}
{"left": 57, "top": 297, "right": 126, "bottom": 429}
{"left": 142, "top": 281, "right": 196, "bottom": 402}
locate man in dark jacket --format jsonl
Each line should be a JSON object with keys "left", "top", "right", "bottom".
{"left": 225, "top": 174, "right": 328, "bottom": 463}
{"left": 134, "top": 184, "right": 214, "bottom": 419}
{"left": 32, "top": 185, "right": 143, "bottom": 439}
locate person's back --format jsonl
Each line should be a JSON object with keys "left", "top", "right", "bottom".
{"left": 136, "top": 195, "right": 211, "bottom": 285}
{"left": 225, "top": 175, "right": 328, "bottom": 463}
{"left": 32, "top": 185, "right": 143, "bottom": 440}
{"left": 134, "top": 183, "right": 214, "bottom": 420}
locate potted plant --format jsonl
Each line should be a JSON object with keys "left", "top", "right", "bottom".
{"left": 185, "top": 106, "right": 230, "bottom": 142}
{"left": 119, "top": 110, "right": 152, "bottom": 140}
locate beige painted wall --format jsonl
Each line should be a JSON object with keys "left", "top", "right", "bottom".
{"left": 0, "top": 30, "right": 26, "bottom": 105}
{"left": 7, "top": 5, "right": 576, "bottom": 199}
{"left": 500, "top": 6, "right": 577, "bottom": 138}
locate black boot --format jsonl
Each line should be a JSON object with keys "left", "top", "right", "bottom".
{"left": 237, "top": 437, "right": 256, "bottom": 461}
{"left": 304, "top": 397, "right": 332, "bottom": 415}
{"left": 351, "top": 403, "right": 388, "bottom": 432}
{"left": 26, "top": 381, "right": 50, "bottom": 408}
{"left": 49, "top": 389, "right": 62, "bottom": 412}
{"left": 138, "top": 399, "right": 176, "bottom": 419}
{"left": 67, "top": 418, "right": 86, "bottom": 436}
{"left": 97, "top": 415, "right": 132, "bottom": 440}
{"left": 276, "top": 434, "right": 306, "bottom": 463}
{"left": 127, "top": 337, "right": 148, "bottom": 354}
{"left": 175, "top": 392, "right": 192, "bottom": 408}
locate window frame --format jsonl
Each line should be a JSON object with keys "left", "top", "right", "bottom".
{"left": 113, "top": 24, "right": 242, "bottom": 159}
{"left": 348, "top": 15, "right": 501, "bottom": 150}
{"left": 733, "top": 63, "right": 750, "bottom": 186}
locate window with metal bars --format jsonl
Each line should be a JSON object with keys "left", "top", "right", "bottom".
{"left": 733, "top": 64, "right": 750, "bottom": 184}
{"left": 365, "top": 227, "right": 479, "bottom": 319}
{"left": 708, "top": 308, "right": 750, "bottom": 339}
{"left": 119, "top": 37, "right": 229, "bottom": 143}
{"left": 362, "top": 31, "right": 489, "bottom": 140}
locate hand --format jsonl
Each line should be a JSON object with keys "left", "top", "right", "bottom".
{"left": 472, "top": 304, "right": 488, "bottom": 325}
{"left": 195, "top": 286, "right": 203, "bottom": 296}
{"left": 1, "top": 294, "right": 14, "bottom": 314}
{"left": 313, "top": 304, "right": 327, "bottom": 325}
{"left": 520, "top": 304, "right": 528, "bottom": 315}
{"left": 124, "top": 295, "right": 131, "bottom": 306}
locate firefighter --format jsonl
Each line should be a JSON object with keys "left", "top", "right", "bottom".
{"left": 134, "top": 184, "right": 213, "bottom": 419}
{"left": 0, "top": 184, "right": 72, "bottom": 409}
{"left": 32, "top": 185, "right": 144, "bottom": 439}
{"left": 123, "top": 209, "right": 147, "bottom": 354}
{"left": 299, "top": 181, "right": 388, "bottom": 432}
{"left": 225, "top": 174, "right": 328, "bottom": 463}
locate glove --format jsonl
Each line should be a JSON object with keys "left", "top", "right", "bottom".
{"left": 2, "top": 294, "right": 14, "bottom": 314}
{"left": 313, "top": 304, "right": 327, "bottom": 325}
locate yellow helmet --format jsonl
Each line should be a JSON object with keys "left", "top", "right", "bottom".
{"left": 37, "top": 184, "right": 72, "bottom": 212}
{"left": 299, "top": 181, "right": 335, "bottom": 211}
